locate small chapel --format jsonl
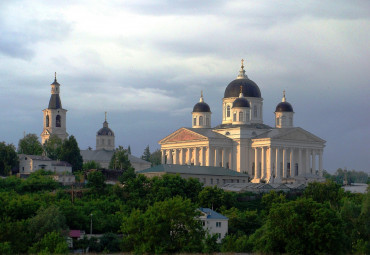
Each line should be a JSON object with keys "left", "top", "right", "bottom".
{"left": 159, "top": 60, "right": 326, "bottom": 184}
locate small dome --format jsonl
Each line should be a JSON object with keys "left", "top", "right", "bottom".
{"left": 233, "top": 97, "right": 250, "bottom": 108}
{"left": 193, "top": 102, "right": 211, "bottom": 112}
{"left": 275, "top": 102, "right": 293, "bottom": 112}
{"left": 97, "top": 126, "right": 114, "bottom": 136}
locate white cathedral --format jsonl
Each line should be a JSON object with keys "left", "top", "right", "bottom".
{"left": 159, "top": 61, "right": 326, "bottom": 183}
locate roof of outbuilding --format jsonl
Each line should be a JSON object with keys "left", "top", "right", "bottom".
{"left": 137, "top": 164, "right": 249, "bottom": 177}
{"left": 199, "top": 208, "right": 228, "bottom": 220}
{"left": 80, "top": 149, "right": 149, "bottom": 164}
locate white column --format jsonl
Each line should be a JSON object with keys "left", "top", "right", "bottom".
{"left": 194, "top": 147, "right": 198, "bottom": 166}
{"left": 298, "top": 148, "right": 302, "bottom": 176}
{"left": 186, "top": 148, "right": 190, "bottom": 165}
{"left": 312, "top": 150, "right": 316, "bottom": 174}
{"left": 254, "top": 147, "right": 258, "bottom": 178}
{"left": 290, "top": 148, "right": 293, "bottom": 177}
{"left": 319, "top": 149, "right": 323, "bottom": 176}
{"left": 173, "top": 149, "right": 178, "bottom": 164}
{"left": 268, "top": 147, "right": 273, "bottom": 181}
{"left": 161, "top": 149, "right": 166, "bottom": 164}
{"left": 275, "top": 147, "right": 280, "bottom": 178}
{"left": 261, "top": 147, "right": 265, "bottom": 179}
{"left": 222, "top": 148, "right": 227, "bottom": 168}
{"left": 305, "top": 149, "right": 310, "bottom": 174}
{"left": 282, "top": 148, "right": 286, "bottom": 178}
{"left": 206, "top": 147, "right": 211, "bottom": 166}
{"left": 214, "top": 148, "right": 220, "bottom": 167}
{"left": 167, "top": 149, "right": 173, "bottom": 164}
{"left": 200, "top": 147, "right": 205, "bottom": 166}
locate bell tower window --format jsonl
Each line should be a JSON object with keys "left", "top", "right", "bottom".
{"left": 199, "top": 116, "right": 203, "bottom": 126}
{"left": 193, "top": 117, "right": 196, "bottom": 126}
{"left": 46, "top": 115, "right": 49, "bottom": 127}
{"left": 227, "top": 105, "right": 230, "bottom": 117}
{"left": 239, "top": 111, "right": 243, "bottom": 121}
{"left": 233, "top": 113, "right": 236, "bottom": 122}
{"left": 56, "top": 115, "right": 61, "bottom": 127}
{"left": 253, "top": 105, "right": 257, "bottom": 118}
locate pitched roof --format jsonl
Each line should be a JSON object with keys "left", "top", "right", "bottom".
{"left": 199, "top": 208, "right": 228, "bottom": 220}
{"left": 80, "top": 149, "right": 150, "bottom": 164}
{"left": 19, "top": 154, "right": 51, "bottom": 161}
{"left": 137, "top": 164, "right": 248, "bottom": 177}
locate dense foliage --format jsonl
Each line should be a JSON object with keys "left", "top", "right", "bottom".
{"left": 324, "top": 168, "right": 369, "bottom": 184}
{"left": 17, "top": 133, "right": 43, "bottom": 156}
{"left": 0, "top": 168, "right": 368, "bottom": 254}
{"left": 0, "top": 142, "right": 18, "bottom": 176}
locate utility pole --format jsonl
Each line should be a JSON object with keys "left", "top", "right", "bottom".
{"left": 90, "top": 213, "right": 93, "bottom": 235}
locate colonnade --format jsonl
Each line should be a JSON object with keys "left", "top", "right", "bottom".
{"left": 252, "top": 146, "right": 323, "bottom": 180}
{"left": 161, "top": 147, "right": 232, "bottom": 168}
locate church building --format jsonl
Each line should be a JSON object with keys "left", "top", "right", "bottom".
{"left": 41, "top": 73, "right": 68, "bottom": 144}
{"left": 159, "top": 61, "right": 325, "bottom": 184}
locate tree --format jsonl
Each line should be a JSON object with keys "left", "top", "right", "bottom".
{"left": 109, "top": 146, "right": 133, "bottom": 170}
{"left": 127, "top": 145, "right": 131, "bottom": 155}
{"left": 28, "top": 231, "right": 69, "bottom": 254}
{"left": 82, "top": 160, "right": 101, "bottom": 171}
{"left": 59, "top": 135, "right": 83, "bottom": 172}
{"left": 17, "top": 133, "right": 43, "bottom": 155}
{"left": 0, "top": 142, "right": 18, "bottom": 176}
{"left": 198, "top": 186, "right": 236, "bottom": 211}
{"left": 141, "top": 145, "right": 151, "bottom": 162}
{"left": 304, "top": 180, "right": 344, "bottom": 209}
{"left": 149, "top": 149, "right": 162, "bottom": 166}
{"left": 28, "top": 205, "right": 68, "bottom": 242}
{"left": 87, "top": 171, "right": 106, "bottom": 193}
{"left": 121, "top": 196, "right": 205, "bottom": 253}
{"left": 42, "top": 134, "right": 63, "bottom": 160}
{"left": 250, "top": 198, "right": 347, "bottom": 255}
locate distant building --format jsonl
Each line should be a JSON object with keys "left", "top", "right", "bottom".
{"left": 159, "top": 61, "right": 326, "bottom": 184}
{"left": 199, "top": 208, "right": 228, "bottom": 242}
{"left": 19, "top": 154, "right": 72, "bottom": 174}
{"left": 137, "top": 164, "right": 249, "bottom": 186}
{"left": 80, "top": 114, "right": 151, "bottom": 171}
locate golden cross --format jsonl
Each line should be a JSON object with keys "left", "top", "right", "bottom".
{"left": 105, "top": 111, "right": 107, "bottom": 121}
{"left": 241, "top": 59, "right": 244, "bottom": 68}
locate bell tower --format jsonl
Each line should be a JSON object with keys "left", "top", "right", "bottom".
{"left": 41, "top": 73, "right": 68, "bottom": 144}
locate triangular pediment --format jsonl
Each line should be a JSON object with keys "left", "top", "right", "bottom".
{"left": 159, "top": 128, "right": 208, "bottom": 144}
{"left": 275, "top": 128, "right": 325, "bottom": 143}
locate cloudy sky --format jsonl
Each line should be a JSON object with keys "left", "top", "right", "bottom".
{"left": 0, "top": 0, "right": 369, "bottom": 173}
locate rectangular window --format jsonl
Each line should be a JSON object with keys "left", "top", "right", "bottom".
{"left": 216, "top": 222, "right": 221, "bottom": 227}
{"left": 193, "top": 117, "right": 197, "bottom": 126}
{"left": 233, "top": 113, "right": 236, "bottom": 121}
{"left": 239, "top": 111, "right": 243, "bottom": 121}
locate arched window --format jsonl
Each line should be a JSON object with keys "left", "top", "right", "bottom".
{"left": 246, "top": 113, "right": 249, "bottom": 121}
{"left": 46, "top": 115, "right": 49, "bottom": 127}
{"left": 239, "top": 111, "right": 243, "bottom": 122}
{"left": 276, "top": 117, "right": 279, "bottom": 126}
{"left": 199, "top": 116, "right": 203, "bottom": 126}
{"left": 193, "top": 117, "right": 197, "bottom": 126}
{"left": 108, "top": 139, "right": 111, "bottom": 145}
{"left": 56, "top": 115, "right": 61, "bottom": 127}
{"left": 227, "top": 105, "right": 230, "bottom": 117}
{"left": 253, "top": 105, "right": 257, "bottom": 118}
{"left": 206, "top": 117, "right": 210, "bottom": 126}
{"left": 233, "top": 113, "right": 236, "bottom": 122}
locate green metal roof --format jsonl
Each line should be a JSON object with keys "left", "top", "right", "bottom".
{"left": 137, "top": 164, "right": 248, "bottom": 177}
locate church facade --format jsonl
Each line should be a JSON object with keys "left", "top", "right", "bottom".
{"left": 159, "top": 61, "right": 325, "bottom": 183}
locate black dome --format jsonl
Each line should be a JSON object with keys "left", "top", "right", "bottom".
{"left": 275, "top": 102, "right": 293, "bottom": 112}
{"left": 97, "top": 124, "right": 114, "bottom": 136}
{"left": 233, "top": 97, "right": 250, "bottom": 108}
{"left": 193, "top": 102, "right": 211, "bottom": 112}
{"left": 224, "top": 78, "right": 261, "bottom": 98}
{"left": 48, "top": 94, "right": 62, "bottom": 109}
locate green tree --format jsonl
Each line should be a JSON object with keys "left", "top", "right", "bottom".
{"left": 127, "top": 145, "right": 131, "bottom": 155}
{"left": 304, "top": 180, "right": 344, "bottom": 208}
{"left": 198, "top": 186, "right": 236, "bottom": 210}
{"left": 0, "top": 142, "right": 18, "bottom": 176}
{"left": 149, "top": 149, "right": 162, "bottom": 166}
{"left": 82, "top": 160, "right": 101, "bottom": 171}
{"left": 141, "top": 145, "right": 151, "bottom": 162}
{"left": 59, "top": 135, "right": 83, "bottom": 172}
{"left": 87, "top": 171, "right": 106, "bottom": 193}
{"left": 109, "top": 146, "right": 133, "bottom": 170}
{"left": 28, "top": 205, "right": 68, "bottom": 242}
{"left": 121, "top": 196, "right": 205, "bottom": 253}
{"left": 17, "top": 133, "right": 43, "bottom": 155}
{"left": 42, "top": 134, "right": 63, "bottom": 160}
{"left": 250, "top": 197, "right": 347, "bottom": 255}
{"left": 29, "top": 231, "right": 69, "bottom": 254}
{"left": 99, "top": 232, "right": 121, "bottom": 253}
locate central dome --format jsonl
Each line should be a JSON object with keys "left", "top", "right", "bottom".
{"left": 224, "top": 78, "right": 261, "bottom": 98}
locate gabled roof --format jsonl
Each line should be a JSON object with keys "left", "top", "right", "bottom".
{"left": 137, "top": 164, "right": 248, "bottom": 177}
{"left": 80, "top": 149, "right": 149, "bottom": 164}
{"left": 19, "top": 154, "right": 51, "bottom": 161}
{"left": 253, "top": 127, "right": 326, "bottom": 143}
{"left": 199, "top": 208, "right": 228, "bottom": 220}
{"left": 159, "top": 127, "right": 232, "bottom": 144}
